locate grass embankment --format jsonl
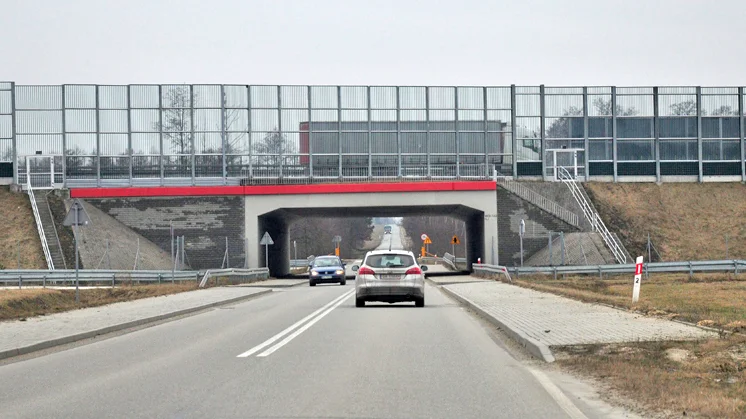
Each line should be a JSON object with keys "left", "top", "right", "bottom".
{"left": 0, "top": 284, "right": 198, "bottom": 322}
{"left": 514, "top": 273, "right": 746, "bottom": 418}
{"left": 585, "top": 182, "right": 746, "bottom": 262}
{"left": 0, "top": 186, "right": 46, "bottom": 269}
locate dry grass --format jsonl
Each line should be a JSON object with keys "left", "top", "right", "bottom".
{"left": 0, "top": 186, "right": 46, "bottom": 269}
{"left": 0, "top": 284, "right": 198, "bottom": 321}
{"left": 514, "top": 273, "right": 746, "bottom": 330}
{"left": 511, "top": 273, "right": 746, "bottom": 417}
{"left": 556, "top": 336, "right": 746, "bottom": 418}
{"left": 586, "top": 182, "right": 746, "bottom": 262}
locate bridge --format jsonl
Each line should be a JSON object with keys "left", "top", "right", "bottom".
{"left": 71, "top": 180, "right": 498, "bottom": 276}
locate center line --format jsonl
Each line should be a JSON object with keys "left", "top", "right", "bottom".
{"left": 257, "top": 290, "right": 354, "bottom": 357}
{"left": 236, "top": 289, "right": 354, "bottom": 358}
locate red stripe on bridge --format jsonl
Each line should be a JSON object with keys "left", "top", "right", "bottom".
{"left": 69, "top": 181, "right": 497, "bottom": 198}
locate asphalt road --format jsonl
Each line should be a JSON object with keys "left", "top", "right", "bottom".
{"left": 0, "top": 226, "right": 582, "bottom": 419}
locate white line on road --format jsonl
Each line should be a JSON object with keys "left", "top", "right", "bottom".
{"left": 236, "top": 289, "right": 354, "bottom": 358}
{"left": 257, "top": 290, "right": 354, "bottom": 357}
{"left": 527, "top": 367, "right": 589, "bottom": 419}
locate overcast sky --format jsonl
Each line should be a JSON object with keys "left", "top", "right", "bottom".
{"left": 1, "top": 0, "right": 744, "bottom": 86}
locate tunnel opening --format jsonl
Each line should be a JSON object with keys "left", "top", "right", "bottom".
{"left": 257, "top": 205, "right": 489, "bottom": 277}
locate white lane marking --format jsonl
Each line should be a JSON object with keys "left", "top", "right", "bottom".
{"left": 257, "top": 290, "right": 354, "bottom": 357}
{"left": 236, "top": 289, "right": 354, "bottom": 358}
{"left": 527, "top": 367, "right": 589, "bottom": 419}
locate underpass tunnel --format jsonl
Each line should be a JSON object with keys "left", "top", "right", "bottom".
{"left": 256, "top": 204, "right": 490, "bottom": 277}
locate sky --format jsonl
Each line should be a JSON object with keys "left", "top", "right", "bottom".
{"left": 1, "top": 0, "right": 744, "bottom": 86}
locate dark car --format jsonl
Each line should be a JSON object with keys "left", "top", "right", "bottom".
{"left": 309, "top": 256, "right": 347, "bottom": 286}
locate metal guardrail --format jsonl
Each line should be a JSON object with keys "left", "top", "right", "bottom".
{"left": 0, "top": 269, "right": 199, "bottom": 287}
{"left": 424, "top": 255, "right": 457, "bottom": 271}
{"left": 495, "top": 177, "right": 579, "bottom": 228}
{"left": 474, "top": 259, "right": 746, "bottom": 278}
{"left": 198, "top": 268, "right": 270, "bottom": 288}
{"left": 472, "top": 263, "right": 512, "bottom": 282}
{"left": 27, "top": 184, "right": 55, "bottom": 270}
{"left": 290, "top": 259, "right": 310, "bottom": 268}
{"left": 557, "top": 167, "right": 628, "bottom": 264}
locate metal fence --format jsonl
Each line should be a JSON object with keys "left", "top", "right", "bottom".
{"left": 0, "top": 267, "right": 269, "bottom": 288}
{"left": 474, "top": 259, "right": 746, "bottom": 279}
{"left": 1, "top": 83, "right": 745, "bottom": 187}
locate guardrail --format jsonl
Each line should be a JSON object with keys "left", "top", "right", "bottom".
{"left": 199, "top": 268, "right": 270, "bottom": 288}
{"left": 0, "top": 269, "right": 199, "bottom": 287}
{"left": 291, "top": 259, "right": 309, "bottom": 268}
{"left": 472, "top": 263, "right": 512, "bottom": 282}
{"left": 474, "top": 259, "right": 746, "bottom": 279}
{"left": 421, "top": 255, "right": 457, "bottom": 271}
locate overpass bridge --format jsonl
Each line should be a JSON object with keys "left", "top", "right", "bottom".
{"left": 71, "top": 180, "right": 498, "bottom": 276}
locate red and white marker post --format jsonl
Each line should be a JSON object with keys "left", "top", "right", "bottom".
{"left": 632, "top": 256, "right": 644, "bottom": 303}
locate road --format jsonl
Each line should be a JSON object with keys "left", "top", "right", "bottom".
{"left": 0, "top": 226, "right": 585, "bottom": 419}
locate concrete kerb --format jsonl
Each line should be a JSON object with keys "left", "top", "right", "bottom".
{"left": 0, "top": 288, "right": 273, "bottom": 361}
{"left": 425, "top": 277, "right": 487, "bottom": 286}
{"left": 439, "top": 285, "right": 556, "bottom": 363}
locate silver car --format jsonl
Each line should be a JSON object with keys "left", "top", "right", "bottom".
{"left": 352, "top": 250, "right": 427, "bottom": 307}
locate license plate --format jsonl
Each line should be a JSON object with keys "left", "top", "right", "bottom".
{"left": 380, "top": 274, "right": 401, "bottom": 280}
{"left": 322, "top": 275, "right": 332, "bottom": 279}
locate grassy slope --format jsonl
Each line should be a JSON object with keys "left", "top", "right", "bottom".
{"left": 0, "top": 186, "right": 46, "bottom": 269}
{"left": 585, "top": 182, "right": 746, "bottom": 261}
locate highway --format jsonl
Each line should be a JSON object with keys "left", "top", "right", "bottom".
{"left": 0, "top": 226, "right": 583, "bottom": 419}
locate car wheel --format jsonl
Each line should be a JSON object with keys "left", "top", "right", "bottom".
{"left": 340, "top": 279, "right": 346, "bottom": 286}
{"left": 415, "top": 297, "right": 425, "bottom": 307}
{"left": 355, "top": 297, "right": 365, "bottom": 307}
{"left": 309, "top": 280, "right": 316, "bottom": 287}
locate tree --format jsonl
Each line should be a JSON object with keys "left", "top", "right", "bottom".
{"left": 158, "top": 86, "right": 193, "bottom": 155}
{"left": 591, "top": 98, "right": 638, "bottom": 116}
{"left": 545, "top": 106, "right": 584, "bottom": 139}
{"left": 710, "top": 105, "right": 737, "bottom": 116}
{"left": 668, "top": 100, "right": 697, "bottom": 116}
{"left": 253, "top": 129, "right": 296, "bottom": 167}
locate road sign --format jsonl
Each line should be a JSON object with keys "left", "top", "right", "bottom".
{"left": 423, "top": 237, "right": 432, "bottom": 245}
{"left": 450, "top": 235, "right": 460, "bottom": 245}
{"left": 63, "top": 199, "right": 91, "bottom": 227}
{"left": 519, "top": 219, "right": 525, "bottom": 237}
{"left": 332, "top": 235, "right": 342, "bottom": 244}
{"left": 632, "top": 256, "right": 643, "bottom": 303}
{"left": 420, "top": 233, "right": 428, "bottom": 241}
{"left": 259, "top": 232, "right": 274, "bottom": 245}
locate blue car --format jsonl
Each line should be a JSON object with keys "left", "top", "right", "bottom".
{"left": 309, "top": 256, "right": 347, "bottom": 286}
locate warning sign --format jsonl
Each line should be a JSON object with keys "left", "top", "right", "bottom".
{"left": 451, "top": 235, "right": 460, "bottom": 245}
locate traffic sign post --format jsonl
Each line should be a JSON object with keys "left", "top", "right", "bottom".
{"left": 259, "top": 232, "right": 274, "bottom": 270}
{"left": 450, "top": 235, "right": 460, "bottom": 259}
{"left": 332, "top": 235, "right": 342, "bottom": 257}
{"left": 63, "top": 199, "right": 91, "bottom": 304}
{"left": 632, "top": 256, "right": 643, "bottom": 303}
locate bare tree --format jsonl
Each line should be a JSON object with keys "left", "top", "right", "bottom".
{"left": 668, "top": 100, "right": 697, "bottom": 116}
{"left": 253, "top": 129, "right": 296, "bottom": 167}
{"left": 710, "top": 105, "right": 738, "bottom": 116}
{"left": 592, "top": 98, "right": 639, "bottom": 116}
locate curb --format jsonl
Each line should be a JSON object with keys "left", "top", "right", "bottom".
{"left": 439, "top": 286, "right": 556, "bottom": 363}
{"left": 0, "top": 289, "right": 273, "bottom": 361}
{"left": 425, "top": 278, "right": 488, "bottom": 287}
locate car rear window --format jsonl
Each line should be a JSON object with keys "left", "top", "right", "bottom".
{"left": 313, "top": 258, "right": 341, "bottom": 267}
{"left": 365, "top": 254, "right": 415, "bottom": 268}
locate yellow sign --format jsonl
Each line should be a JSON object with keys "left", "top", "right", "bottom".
{"left": 334, "top": 247, "right": 340, "bottom": 257}
{"left": 451, "top": 235, "right": 460, "bottom": 245}
{"left": 423, "top": 237, "right": 432, "bottom": 244}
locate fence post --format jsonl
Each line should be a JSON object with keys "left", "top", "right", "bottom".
{"left": 553, "top": 266, "right": 557, "bottom": 281}
{"left": 18, "top": 275, "right": 22, "bottom": 289}
{"left": 158, "top": 273, "right": 162, "bottom": 285}
{"left": 688, "top": 261, "right": 693, "bottom": 279}
{"left": 43, "top": 275, "right": 46, "bottom": 289}
{"left": 734, "top": 260, "right": 738, "bottom": 277}
{"left": 598, "top": 266, "right": 602, "bottom": 280}
{"left": 112, "top": 274, "right": 115, "bottom": 288}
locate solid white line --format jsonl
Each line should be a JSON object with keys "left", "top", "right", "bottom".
{"left": 236, "top": 289, "right": 354, "bottom": 358}
{"left": 257, "top": 290, "right": 354, "bottom": 357}
{"left": 526, "top": 367, "right": 589, "bottom": 419}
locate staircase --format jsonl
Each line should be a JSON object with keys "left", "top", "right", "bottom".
{"left": 496, "top": 177, "right": 580, "bottom": 228}
{"left": 29, "top": 189, "right": 66, "bottom": 270}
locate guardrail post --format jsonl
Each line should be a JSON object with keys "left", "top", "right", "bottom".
{"left": 43, "top": 275, "right": 46, "bottom": 289}
{"left": 553, "top": 266, "right": 557, "bottom": 281}
{"left": 598, "top": 266, "right": 602, "bottom": 280}
{"left": 19, "top": 275, "right": 22, "bottom": 289}
{"left": 688, "top": 261, "right": 693, "bottom": 279}
{"left": 734, "top": 260, "right": 738, "bottom": 277}
{"left": 158, "top": 274, "right": 161, "bottom": 285}
{"left": 112, "top": 274, "right": 115, "bottom": 288}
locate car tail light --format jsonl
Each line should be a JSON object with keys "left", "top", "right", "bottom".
{"left": 358, "top": 267, "right": 375, "bottom": 276}
{"left": 405, "top": 267, "right": 422, "bottom": 275}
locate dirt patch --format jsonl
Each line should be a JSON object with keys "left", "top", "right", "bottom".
{"left": 556, "top": 336, "right": 746, "bottom": 418}
{"left": 585, "top": 182, "right": 746, "bottom": 262}
{"left": 0, "top": 284, "right": 198, "bottom": 322}
{"left": 0, "top": 186, "right": 46, "bottom": 269}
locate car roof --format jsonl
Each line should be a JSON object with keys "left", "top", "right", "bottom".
{"left": 365, "top": 250, "right": 414, "bottom": 256}
{"left": 315, "top": 256, "right": 340, "bottom": 259}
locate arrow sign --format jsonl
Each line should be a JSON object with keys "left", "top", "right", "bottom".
{"left": 63, "top": 199, "right": 91, "bottom": 227}
{"left": 260, "top": 231, "right": 274, "bottom": 245}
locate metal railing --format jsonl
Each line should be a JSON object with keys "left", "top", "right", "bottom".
{"left": 0, "top": 269, "right": 199, "bottom": 287}
{"left": 472, "top": 263, "right": 512, "bottom": 282}
{"left": 495, "top": 177, "right": 579, "bottom": 228}
{"left": 27, "top": 184, "right": 55, "bottom": 270}
{"left": 557, "top": 167, "right": 627, "bottom": 264}
{"left": 199, "top": 268, "right": 270, "bottom": 288}
{"left": 423, "top": 255, "right": 457, "bottom": 271}
{"left": 472, "top": 259, "right": 746, "bottom": 278}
